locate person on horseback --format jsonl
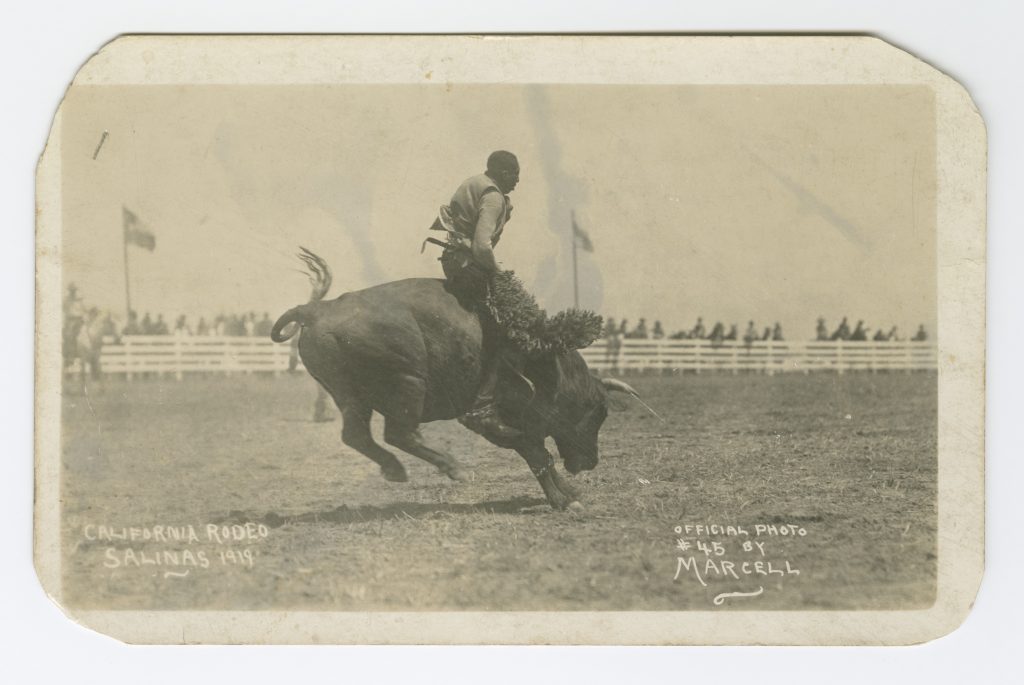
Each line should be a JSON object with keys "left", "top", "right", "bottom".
{"left": 62, "top": 283, "right": 86, "bottom": 365}
{"left": 428, "top": 151, "right": 523, "bottom": 441}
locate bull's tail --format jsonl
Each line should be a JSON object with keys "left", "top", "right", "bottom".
{"left": 298, "top": 246, "right": 332, "bottom": 303}
{"left": 270, "top": 247, "right": 334, "bottom": 343}
{"left": 270, "top": 305, "right": 311, "bottom": 342}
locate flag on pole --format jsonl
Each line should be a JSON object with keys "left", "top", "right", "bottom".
{"left": 123, "top": 206, "right": 156, "bottom": 251}
{"left": 572, "top": 214, "right": 594, "bottom": 252}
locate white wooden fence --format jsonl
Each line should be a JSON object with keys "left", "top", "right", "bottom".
{"left": 96, "top": 336, "right": 937, "bottom": 378}
{"left": 100, "top": 336, "right": 295, "bottom": 379}
{"left": 580, "top": 339, "right": 937, "bottom": 374}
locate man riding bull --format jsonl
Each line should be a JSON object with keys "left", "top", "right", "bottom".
{"left": 427, "top": 150, "right": 523, "bottom": 441}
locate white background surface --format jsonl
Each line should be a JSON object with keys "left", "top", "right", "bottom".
{"left": 3, "top": 1, "right": 1019, "bottom": 682}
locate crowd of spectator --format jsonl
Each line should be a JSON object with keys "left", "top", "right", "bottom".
{"left": 121, "top": 310, "right": 275, "bottom": 338}
{"left": 602, "top": 317, "right": 785, "bottom": 344}
{"left": 814, "top": 317, "right": 928, "bottom": 342}
{"left": 118, "top": 308, "right": 929, "bottom": 344}
{"left": 602, "top": 316, "right": 929, "bottom": 343}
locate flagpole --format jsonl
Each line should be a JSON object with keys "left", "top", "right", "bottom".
{"left": 571, "top": 210, "right": 579, "bottom": 309}
{"left": 122, "top": 206, "right": 132, "bottom": 321}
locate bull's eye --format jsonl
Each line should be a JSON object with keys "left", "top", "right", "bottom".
{"left": 574, "top": 404, "right": 607, "bottom": 435}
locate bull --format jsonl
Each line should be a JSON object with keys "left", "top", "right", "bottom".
{"left": 271, "top": 249, "right": 642, "bottom": 511}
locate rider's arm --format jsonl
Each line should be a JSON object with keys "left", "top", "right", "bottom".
{"left": 470, "top": 192, "right": 504, "bottom": 274}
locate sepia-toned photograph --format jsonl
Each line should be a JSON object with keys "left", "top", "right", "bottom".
{"left": 34, "top": 35, "right": 985, "bottom": 644}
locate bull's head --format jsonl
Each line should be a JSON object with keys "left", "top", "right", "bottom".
{"left": 554, "top": 395, "right": 607, "bottom": 475}
{"left": 548, "top": 368, "right": 643, "bottom": 475}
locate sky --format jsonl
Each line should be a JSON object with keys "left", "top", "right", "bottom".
{"left": 60, "top": 84, "right": 936, "bottom": 339}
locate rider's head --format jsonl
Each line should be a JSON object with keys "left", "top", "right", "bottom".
{"left": 486, "top": 150, "right": 520, "bottom": 193}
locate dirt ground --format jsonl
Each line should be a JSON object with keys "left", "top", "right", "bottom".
{"left": 59, "top": 371, "right": 936, "bottom": 611}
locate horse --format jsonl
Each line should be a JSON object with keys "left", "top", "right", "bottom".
{"left": 63, "top": 309, "right": 115, "bottom": 393}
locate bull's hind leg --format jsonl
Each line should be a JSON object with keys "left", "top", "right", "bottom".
{"left": 339, "top": 404, "right": 408, "bottom": 483}
{"left": 376, "top": 373, "right": 467, "bottom": 482}
{"left": 383, "top": 418, "right": 468, "bottom": 482}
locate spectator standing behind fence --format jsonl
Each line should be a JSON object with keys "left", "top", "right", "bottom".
{"left": 724, "top": 324, "right": 738, "bottom": 341}
{"left": 630, "top": 318, "right": 649, "bottom": 339}
{"left": 912, "top": 325, "right": 928, "bottom": 341}
{"left": 691, "top": 317, "right": 706, "bottom": 339}
{"left": 652, "top": 321, "right": 664, "bottom": 340}
{"left": 850, "top": 320, "right": 868, "bottom": 341}
{"left": 816, "top": 317, "right": 828, "bottom": 341}
{"left": 123, "top": 310, "right": 141, "bottom": 336}
{"left": 743, "top": 321, "right": 758, "bottom": 347}
{"left": 772, "top": 322, "right": 783, "bottom": 341}
{"left": 100, "top": 312, "right": 121, "bottom": 344}
{"left": 154, "top": 314, "right": 169, "bottom": 335}
{"left": 256, "top": 313, "right": 273, "bottom": 338}
{"left": 602, "top": 317, "right": 622, "bottom": 370}
{"left": 708, "top": 322, "right": 725, "bottom": 346}
{"left": 172, "top": 315, "right": 192, "bottom": 337}
{"left": 288, "top": 333, "right": 300, "bottom": 372}
{"left": 762, "top": 325, "right": 772, "bottom": 341}
{"left": 830, "top": 316, "right": 851, "bottom": 341}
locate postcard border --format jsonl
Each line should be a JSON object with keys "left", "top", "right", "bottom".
{"left": 35, "top": 35, "right": 985, "bottom": 645}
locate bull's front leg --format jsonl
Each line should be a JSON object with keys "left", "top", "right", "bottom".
{"left": 515, "top": 441, "right": 582, "bottom": 512}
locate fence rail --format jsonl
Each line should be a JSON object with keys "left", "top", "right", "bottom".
{"left": 580, "top": 339, "right": 936, "bottom": 374}
{"left": 94, "top": 336, "right": 937, "bottom": 378}
{"left": 99, "top": 336, "right": 294, "bottom": 379}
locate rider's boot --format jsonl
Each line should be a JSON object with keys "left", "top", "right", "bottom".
{"left": 458, "top": 351, "right": 522, "bottom": 442}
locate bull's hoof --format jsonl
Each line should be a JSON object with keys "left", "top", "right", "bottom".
{"left": 443, "top": 466, "right": 469, "bottom": 482}
{"left": 548, "top": 498, "right": 585, "bottom": 513}
{"left": 546, "top": 493, "right": 571, "bottom": 511}
{"left": 556, "top": 479, "right": 581, "bottom": 501}
{"left": 381, "top": 466, "right": 408, "bottom": 482}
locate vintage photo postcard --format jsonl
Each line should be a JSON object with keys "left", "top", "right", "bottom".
{"left": 35, "top": 35, "right": 985, "bottom": 645}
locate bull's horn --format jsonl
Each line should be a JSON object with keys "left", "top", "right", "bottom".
{"left": 601, "top": 377, "right": 665, "bottom": 423}
{"left": 601, "top": 378, "right": 640, "bottom": 398}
